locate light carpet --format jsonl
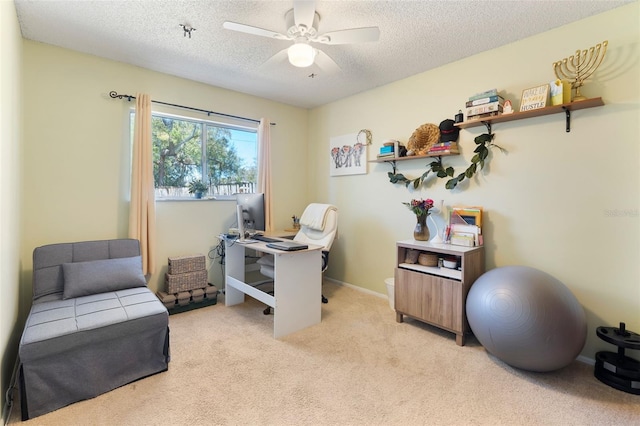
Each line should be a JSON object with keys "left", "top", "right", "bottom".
{"left": 9, "top": 281, "right": 640, "bottom": 425}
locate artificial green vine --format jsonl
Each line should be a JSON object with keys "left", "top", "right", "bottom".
{"left": 388, "top": 132, "right": 505, "bottom": 190}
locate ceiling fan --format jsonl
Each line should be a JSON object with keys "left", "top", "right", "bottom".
{"left": 223, "top": 0, "right": 380, "bottom": 71}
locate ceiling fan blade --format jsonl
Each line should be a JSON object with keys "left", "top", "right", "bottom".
{"left": 223, "top": 21, "right": 288, "bottom": 40}
{"left": 314, "top": 50, "right": 341, "bottom": 73}
{"left": 261, "top": 48, "right": 290, "bottom": 68}
{"left": 315, "top": 27, "right": 380, "bottom": 45}
{"left": 293, "top": 0, "right": 316, "bottom": 30}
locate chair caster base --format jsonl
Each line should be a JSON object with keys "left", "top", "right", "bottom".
{"left": 322, "top": 295, "right": 328, "bottom": 304}
{"left": 263, "top": 307, "right": 272, "bottom": 315}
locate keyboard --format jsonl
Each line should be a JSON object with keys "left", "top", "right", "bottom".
{"left": 252, "top": 235, "right": 281, "bottom": 243}
{"left": 236, "top": 239, "right": 258, "bottom": 244}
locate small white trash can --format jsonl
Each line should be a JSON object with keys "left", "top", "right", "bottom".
{"left": 385, "top": 277, "right": 395, "bottom": 310}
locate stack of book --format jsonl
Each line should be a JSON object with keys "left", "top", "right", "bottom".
{"left": 427, "top": 141, "right": 459, "bottom": 155}
{"left": 377, "top": 139, "right": 401, "bottom": 159}
{"left": 377, "top": 144, "right": 395, "bottom": 159}
{"left": 445, "top": 206, "right": 483, "bottom": 247}
{"left": 465, "top": 89, "right": 504, "bottom": 121}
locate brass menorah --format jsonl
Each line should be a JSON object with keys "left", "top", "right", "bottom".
{"left": 553, "top": 40, "right": 608, "bottom": 101}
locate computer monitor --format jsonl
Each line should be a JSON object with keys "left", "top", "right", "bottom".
{"left": 236, "top": 193, "right": 265, "bottom": 232}
{"left": 236, "top": 204, "right": 246, "bottom": 241}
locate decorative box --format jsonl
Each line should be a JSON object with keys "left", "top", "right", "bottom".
{"left": 168, "top": 254, "right": 206, "bottom": 275}
{"left": 165, "top": 269, "right": 208, "bottom": 293}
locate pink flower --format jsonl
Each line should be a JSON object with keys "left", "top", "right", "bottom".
{"left": 403, "top": 199, "right": 434, "bottom": 216}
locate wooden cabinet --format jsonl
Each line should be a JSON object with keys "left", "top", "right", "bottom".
{"left": 394, "top": 240, "right": 485, "bottom": 346}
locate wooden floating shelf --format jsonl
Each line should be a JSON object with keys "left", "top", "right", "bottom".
{"left": 369, "top": 152, "right": 458, "bottom": 164}
{"left": 455, "top": 97, "right": 604, "bottom": 131}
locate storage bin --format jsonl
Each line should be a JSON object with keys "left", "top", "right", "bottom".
{"left": 168, "top": 254, "right": 206, "bottom": 275}
{"left": 165, "top": 269, "right": 208, "bottom": 293}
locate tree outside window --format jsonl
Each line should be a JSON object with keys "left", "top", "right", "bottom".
{"left": 132, "top": 112, "right": 258, "bottom": 198}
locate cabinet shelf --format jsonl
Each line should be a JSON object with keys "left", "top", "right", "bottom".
{"left": 399, "top": 263, "right": 462, "bottom": 280}
{"left": 455, "top": 97, "right": 604, "bottom": 133}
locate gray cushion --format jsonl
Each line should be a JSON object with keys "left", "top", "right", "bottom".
{"left": 32, "top": 239, "right": 142, "bottom": 303}
{"left": 62, "top": 256, "right": 146, "bottom": 299}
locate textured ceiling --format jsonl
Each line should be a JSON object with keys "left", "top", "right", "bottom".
{"left": 14, "top": 0, "right": 632, "bottom": 109}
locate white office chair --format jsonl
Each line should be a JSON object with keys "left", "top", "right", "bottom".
{"left": 257, "top": 203, "right": 338, "bottom": 314}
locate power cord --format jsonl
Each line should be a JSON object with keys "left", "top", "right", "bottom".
{"left": 208, "top": 239, "right": 225, "bottom": 267}
{"left": 3, "top": 358, "right": 19, "bottom": 424}
{"left": 209, "top": 239, "right": 226, "bottom": 293}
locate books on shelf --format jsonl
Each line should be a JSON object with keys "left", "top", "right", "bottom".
{"left": 446, "top": 206, "right": 483, "bottom": 247}
{"left": 465, "top": 111, "right": 502, "bottom": 121}
{"left": 428, "top": 142, "right": 459, "bottom": 155}
{"left": 376, "top": 152, "right": 395, "bottom": 159}
{"left": 428, "top": 141, "right": 460, "bottom": 155}
{"left": 377, "top": 139, "right": 403, "bottom": 159}
{"left": 452, "top": 206, "right": 482, "bottom": 227}
{"left": 466, "top": 102, "right": 504, "bottom": 117}
{"left": 465, "top": 95, "right": 505, "bottom": 107}
{"left": 468, "top": 89, "right": 498, "bottom": 101}
{"left": 430, "top": 141, "right": 457, "bottom": 149}
{"left": 464, "top": 89, "right": 507, "bottom": 122}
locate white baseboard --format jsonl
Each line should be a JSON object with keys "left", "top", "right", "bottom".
{"left": 324, "top": 277, "right": 387, "bottom": 299}
{"left": 324, "top": 277, "right": 598, "bottom": 366}
{"left": 577, "top": 355, "right": 595, "bottom": 366}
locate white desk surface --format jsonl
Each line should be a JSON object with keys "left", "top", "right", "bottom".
{"left": 263, "top": 229, "right": 298, "bottom": 239}
{"left": 223, "top": 237, "right": 323, "bottom": 338}
{"left": 232, "top": 239, "right": 323, "bottom": 254}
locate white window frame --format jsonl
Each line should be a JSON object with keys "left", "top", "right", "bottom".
{"left": 130, "top": 109, "right": 259, "bottom": 201}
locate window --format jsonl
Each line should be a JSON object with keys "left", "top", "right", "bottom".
{"left": 131, "top": 112, "right": 258, "bottom": 199}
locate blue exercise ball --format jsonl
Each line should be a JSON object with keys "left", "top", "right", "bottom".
{"left": 466, "top": 265, "right": 587, "bottom": 372}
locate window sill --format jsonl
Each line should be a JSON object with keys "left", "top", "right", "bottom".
{"left": 155, "top": 196, "right": 234, "bottom": 202}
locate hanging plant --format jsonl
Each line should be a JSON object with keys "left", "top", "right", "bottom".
{"left": 387, "top": 132, "right": 505, "bottom": 190}
{"left": 388, "top": 157, "right": 452, "bottom": 189}
{"left": 444, "top": 132, "right": 505, "bottom": 190}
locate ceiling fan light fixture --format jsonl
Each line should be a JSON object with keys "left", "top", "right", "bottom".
{"left": 288, "top": 41, "right": 316, "bottom": 67}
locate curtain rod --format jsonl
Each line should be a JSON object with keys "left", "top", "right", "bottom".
{"left": 109, "top": 91, "right": 275, "bottom": 126}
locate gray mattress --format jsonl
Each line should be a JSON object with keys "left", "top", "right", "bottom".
{"left": 19, "top": 239, "right": 169, "bottom": 419}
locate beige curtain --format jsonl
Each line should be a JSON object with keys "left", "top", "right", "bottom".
{"left": 257, "top": 118, "right": 273, "bottom": 232}
{"left": 129, "top": 93, "right": 156, "bottom": 275}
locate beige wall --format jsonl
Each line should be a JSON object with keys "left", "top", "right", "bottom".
{"left": 3, "top": 7, "right": 638, "bottom": 411}
{"left": 0, "top": 0, "right": 23, "bottom": 418}
{"left": 311, "top": 3, "right": 639, "bottom": 360}
{"left": 20, "top": 42, "right": 310, "bottom": 293}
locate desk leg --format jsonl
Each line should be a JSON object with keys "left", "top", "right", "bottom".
{"left": 225, "top": 241, "right": 245, "bottom": 306}
{"left": 272, "top": 250, "right": 322, "bottom": 338}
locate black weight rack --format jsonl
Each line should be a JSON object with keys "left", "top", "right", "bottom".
{"left": 594, "top": 322, "right": 640, "bottom": 395}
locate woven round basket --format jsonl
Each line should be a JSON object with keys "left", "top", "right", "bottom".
{"left": 407, "top": 123, "right": 440, "bottom": 155}
{"left": 404, "top": 249, "right": 420, "bottom": 264}
{"left": 418, "top": 253, "right": 438, "bottom": 267}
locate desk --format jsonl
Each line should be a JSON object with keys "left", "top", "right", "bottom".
{"left": 263, "top": 229, "right": 298, "bottom": 239}
{"left": 224, "top": 238, "right": 323, "bottom": 338}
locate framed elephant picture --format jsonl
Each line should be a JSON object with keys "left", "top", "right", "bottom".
{"left": 329, "top": 133, "right": 367, "bottom": 176}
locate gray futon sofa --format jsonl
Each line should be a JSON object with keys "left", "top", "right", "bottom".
{"left": 18, "top": 239, "right": 170, "bottom": 419}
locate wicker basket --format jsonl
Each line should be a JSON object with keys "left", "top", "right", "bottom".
{"left": 165, "top": 269, "right": 208, "bottom": 293}
{"left": 168, "top": 254, "right": 206, "bottom": 274}
{"left": 418, "top": 253, "right": 438, "bottom": 267}
{"left": 407, "top": 123, "right": 440, "bottom": 155}
{"left": 404, "top": 249, "right": 420, "bottom": 264}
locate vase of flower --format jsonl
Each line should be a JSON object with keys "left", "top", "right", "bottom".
{"left": 414, "top": 214, "right": 430, "bottom": 241}
{"left": 403, "top": 198, "right": 434, "bottom": 241}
